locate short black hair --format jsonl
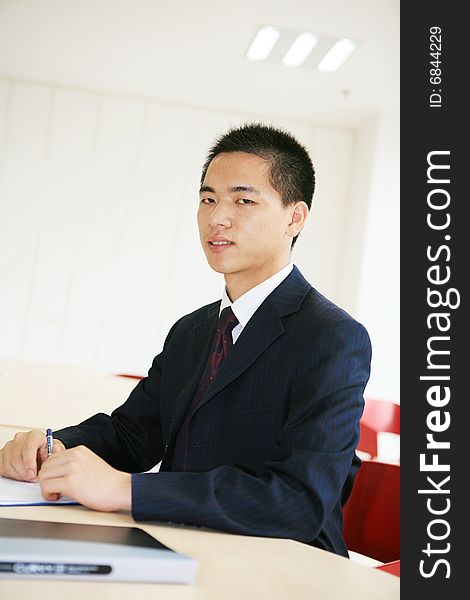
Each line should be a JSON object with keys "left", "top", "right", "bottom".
{"left": 201, "top": 123, "right": 315, "bottom": 247}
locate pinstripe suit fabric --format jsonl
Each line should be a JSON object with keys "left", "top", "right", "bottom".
{"left": 171, "top": 306, "right": 238, "bottom": 471}
{"left": 55, "top": 266, "right": 371, "bottom": 557}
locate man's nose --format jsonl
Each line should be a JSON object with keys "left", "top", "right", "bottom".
{"left": 207, "top": 201, "right": 232, "bottom": 228}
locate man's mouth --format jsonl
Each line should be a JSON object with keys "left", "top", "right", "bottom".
{"left": 209, "top": 241, "right": 234, "bottom": 246}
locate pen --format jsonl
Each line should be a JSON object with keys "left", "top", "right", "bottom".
{"left": 46, "top": 428, "right": 53, "bottom": 458}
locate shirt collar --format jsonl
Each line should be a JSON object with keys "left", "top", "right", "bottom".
{"left": 220, "top": 262, "right": 294, "bottom": 328}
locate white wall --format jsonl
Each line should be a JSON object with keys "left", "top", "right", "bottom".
{"left": 346, "top": 112, "right": 400, "bottom": 403}
{"left": 0, "top": 77, "right": 358, "bottom": 379}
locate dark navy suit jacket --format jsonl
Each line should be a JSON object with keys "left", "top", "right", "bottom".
{"left": 55, "top": 266, "right": 371, "bottom": 556}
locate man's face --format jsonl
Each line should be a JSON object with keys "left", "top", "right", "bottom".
{"left": 197, "top": 152, "right": 294, "bottom": 293}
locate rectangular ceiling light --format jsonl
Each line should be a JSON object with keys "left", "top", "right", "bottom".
{"left": 317, "top": 38, "right": 357, "bottom": 72}
{"left": 282, "top": 32, "right": 319, "bottom": 67}
{"left": 246, "top": 26, "right": 281, "bottom": 61}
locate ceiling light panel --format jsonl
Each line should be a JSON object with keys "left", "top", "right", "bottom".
{"left": 317, "top": 38, "right": 357, "bottom": 72}
{"left": 282, "top": 32, "right": 319, "bottom": 67}
{"left": 246, "top": 26, "right": 281, "bottom": 61}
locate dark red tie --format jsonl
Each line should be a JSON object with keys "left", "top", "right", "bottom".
{"left": 171, "top": 307, "right": 239, "bottom": 470}
{"left": 205, "top": 306, "right": 239, "bottom": 383}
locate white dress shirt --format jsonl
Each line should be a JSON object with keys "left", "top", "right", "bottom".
{"left": 220, "top": 262, "right": 294, "bottom": 344}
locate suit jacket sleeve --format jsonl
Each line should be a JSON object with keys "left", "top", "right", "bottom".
{"left": 53, "top": 350, "right": 166, "bottom": 473}
{"left": 131, "top": 318, "right": 371, "bottom": 544}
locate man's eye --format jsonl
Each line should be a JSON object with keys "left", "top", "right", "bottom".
{"left": 201, "top": 198, "right": 215, "bottom": 204}
{"left": 238, "top": 198, "right": 255, "bottom": 205}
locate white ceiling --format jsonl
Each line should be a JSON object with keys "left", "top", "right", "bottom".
{"left": 0, "top": 0, "right": 399, "bottom": 128}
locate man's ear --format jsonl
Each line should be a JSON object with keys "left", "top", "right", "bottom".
{"left": 286, "top": 201, "right": 309, "bottom": 239}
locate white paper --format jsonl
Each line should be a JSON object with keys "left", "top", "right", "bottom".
{"left": 0, "top": 476, "right": 77, "bottom": 506}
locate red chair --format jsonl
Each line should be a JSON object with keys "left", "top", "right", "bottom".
{"left": 343, "top": 460, "right": 400, "bottom": 564}
{"left": 376, "top": 560, "right": 400, "bottom": 577}
{"left": 358, "top": 398, "right": 400, "bottom": 459}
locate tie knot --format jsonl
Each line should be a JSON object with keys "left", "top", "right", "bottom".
{"left": 217, "top": 307, "right": 239, "bottom": 335}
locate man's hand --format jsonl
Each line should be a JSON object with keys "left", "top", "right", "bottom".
{"left": 38, "top": 445, "right": 132, "bottom": 512}
{"left": 0, "top": 429, "right": 65, "bottom": 482}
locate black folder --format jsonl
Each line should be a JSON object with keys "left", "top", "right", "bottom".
{"left": 0, "top": 518, "right": 197, "bottom": 583}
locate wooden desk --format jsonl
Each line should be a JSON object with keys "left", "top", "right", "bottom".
{"left": 0, "top": 359, "right": 138, "bottom": 430}
{"left": 0, "top": 426, "right": 399, "bottom": 600}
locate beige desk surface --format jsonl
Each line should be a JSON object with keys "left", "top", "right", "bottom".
{"left": 0, "top": 359, "right": 138, "bottom": 430}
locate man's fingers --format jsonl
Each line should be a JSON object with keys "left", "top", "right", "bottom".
{"left": 22, "top": 432, "right": 46, "bottom": 480}
{"left": 0, "top": 441, "right": 24, "bottom": 481}
{"left": 39, "top": 476, "right": 66, "bottom": 501}
{"left": 39, "top": 455, "right": 76, "bottom": 501}
{"left": 8, "top": 459, "right": 25, "bottom": 482}
{"left": 0, "top": 430, "right": 47, "bottom": 481}
{"left": 39, "top": 454, "right": 67, "bottom": 478}
{"left": 38, "top": 437, "right": 65, "bottom": 463}
{"left": 9, "top": 434, "right": 35, "bottom": 481}
{"left": 51, "top": 440, "right": 66, "bottom": 454}
{"left": 43, "top": 492, "right": 62, "bottom": 501}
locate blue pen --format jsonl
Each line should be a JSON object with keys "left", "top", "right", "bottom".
{"left": 46, "top": 428, "right": 53, "bottom": 458}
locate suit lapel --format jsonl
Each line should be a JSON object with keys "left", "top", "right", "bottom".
{"left": 193, "top": 266, "right": 312, "bottom": 414}
{"left": 167, "top": 305, "right": 219, "bottom": 442}
{"left": 198, "top": 300, "right": 285, "bottom": 409}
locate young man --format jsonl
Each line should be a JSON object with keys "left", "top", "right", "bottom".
{"left": 0, "top": 124, "right": 371, "bottom": 557}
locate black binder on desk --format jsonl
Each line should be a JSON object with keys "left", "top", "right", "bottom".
{"left": 0, "top": 518, "right": 197, "bottom": 583}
